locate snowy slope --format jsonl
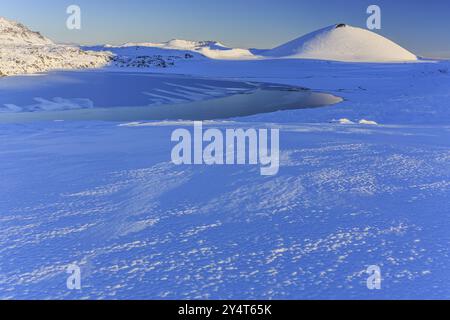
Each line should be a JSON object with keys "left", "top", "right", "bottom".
{"left": 264, "top": 24, "right": 418, "bottom": 62}
{"left": 0, "top": 17, "right": 111, "bottom": 76}
{"left": 0, "top": 17, "right": 52, "bottom": 45}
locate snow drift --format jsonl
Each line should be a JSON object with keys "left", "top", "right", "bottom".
{"left": 264, "top": 24, "right": 418, "bottom": 62}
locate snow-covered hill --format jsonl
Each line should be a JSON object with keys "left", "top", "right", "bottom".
{"left": 0, "top": 17, "right": 52, "bottom": 45}
{"left": 0, "top": 17, "right": 111, "bottom": 76}
{"left": 263, "top": 24, "right": 418, "bottom": 62}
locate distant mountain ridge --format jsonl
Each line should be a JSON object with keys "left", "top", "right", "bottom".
{"left": 0, "top": 17, "right": 423, "bottom": 76}
{"left": 111, "top": 39, "right": 228, "bottom": 51}
{"left": 106, "top": 39, "right": 256, "bottom": 60}
{"left": 104, "top": 24, "right": 419, "bottom": 62}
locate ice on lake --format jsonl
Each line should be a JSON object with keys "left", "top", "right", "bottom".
{"left": 0, "top": 71, "right": 342, "bottom": 122}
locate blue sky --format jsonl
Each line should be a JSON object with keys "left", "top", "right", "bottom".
{"left": 1, "top": 0, "right": 450, "bottom": 57}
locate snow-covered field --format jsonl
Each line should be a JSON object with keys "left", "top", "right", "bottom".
{"left": 0, "top": 19, "right": 449, "bottom": 300}
{"left": 1, "top": 58, "right": 449, "bottom": 299}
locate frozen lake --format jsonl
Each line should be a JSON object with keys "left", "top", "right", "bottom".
{"left": 0, "top": 71, "right": 342, "bottom": 122}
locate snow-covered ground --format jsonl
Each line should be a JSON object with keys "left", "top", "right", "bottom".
{"left": 0, "top": 18, "right": 449, "bottom": 300}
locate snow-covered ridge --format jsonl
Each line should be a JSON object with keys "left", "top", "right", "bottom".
{"left": 111, "top": 39, "right": 228, "bottom": 51}
{"left": 263, "top": 24, "right": 418, "bottom": 62}
{"left": 106, "top": 39, "right": 257, "bottom": 60}
{"left": 0, "top": 17, "right": 111, "bottom": 76}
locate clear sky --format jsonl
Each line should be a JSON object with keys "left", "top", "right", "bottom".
{"left": 1, "top": 0, "right": 449, "bottom": 58}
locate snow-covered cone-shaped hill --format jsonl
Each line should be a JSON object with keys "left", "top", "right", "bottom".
{"left": 0, "top": 17, "right": 111, "bottom": 76}
{"left": 264, "top": 24, "right": 418, "bottom": 62}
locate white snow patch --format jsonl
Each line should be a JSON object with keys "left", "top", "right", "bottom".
{"left": 359, "top": 119, "right": 379, "bottom": 125}
{"left": 336, "top": 118, "right": 355, "bottom": 125}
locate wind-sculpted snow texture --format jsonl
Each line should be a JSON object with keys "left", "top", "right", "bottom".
{"left": 0, "top": 122, "right": 449, "bottom": 299}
